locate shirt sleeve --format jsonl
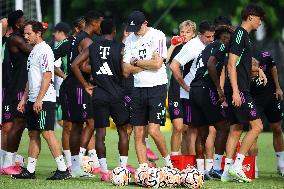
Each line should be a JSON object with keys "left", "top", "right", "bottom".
{"left": 40, "top": 49, "right": 54, "bottom": 73}
{"left": 229, "top": 28, "right": 245, "bottom": 56}
{"left": 174, "top": 41, "right": 195, "bottom": 66}
{"left": 212, "top": 43, "right": 226, "bottom": 62}
{"left": 153, "top": 31, "right": 167, "bottom": 59}
{"left": 261, "top": 52, "right": 276, "bottom": 68}
{"left": 122, "top": 37, "right": 132, "bottom": 64}
{"left": 53, "top": 40, "right": 70, "bottom": 60}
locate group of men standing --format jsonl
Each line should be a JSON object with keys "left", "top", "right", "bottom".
{"left": 1, "top": 3, "right": 284, "bottom": 184}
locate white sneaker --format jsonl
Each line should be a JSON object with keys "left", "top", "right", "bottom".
{"left": 71, "top": 169, "right": 94, "bottom": 178}
{"left": 229, "top": 166, "right": 251, "bottom": 183}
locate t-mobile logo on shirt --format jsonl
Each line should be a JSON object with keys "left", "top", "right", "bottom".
{"left": 96, "top": 46, "right": 113, "bottom": 76}
{"left": 139, "top": 49, "right": 147, "bottom": 60}
{"left": 100, "top": 46, "right": 110, "bottom": 59}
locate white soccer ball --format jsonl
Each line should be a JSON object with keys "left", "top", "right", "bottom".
{"left": 81, "top": 156, "right": 95, "bottom": 173}
{"left": 181, "top": 166, "right": 204, "bottom": 189}
{"left": 144, "top": 167, "right": 167, "bottom": 188}
{"left": 111, "top": 167, "right": 131, "bottom": 186}
{"left": 134, "top": 165, "right": 149, "bottom": 186}
{"left": 162, "top": 166, "right": 182, "bottom": 187}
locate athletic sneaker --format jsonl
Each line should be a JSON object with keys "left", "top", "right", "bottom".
{"left": 126, "top": 165, "right": 136, "bottom": 173}
{"left": 47, "top": 169, "right": 71, "bottom": 180}
{"left": 11, "top": 168, "right": 36, "bottom": 179}
{"left": 92, "top": 167, "right": 101, "bottom": 175}
{"left": 146, "top": 148, "right": 159, "bottom": 160}
{"left": 71, "top": 168, "right": 94, "bottom": 178}
{"left": 204, "top": 172, "right": 212, "bottom": 180}
{"left": 278, "top": 167, "right": 284, "bottom": 177}
{"left": 101, "top": 170, "right": 111, "bottom": 182}
{"left": 2, "top": 166, "right": 21, "bottom": 175}
{"left": 228, "top": 166, "right": 251, "bottom": 183}
{"left": 209, "top": 168, "right": 223, "bottom": 179}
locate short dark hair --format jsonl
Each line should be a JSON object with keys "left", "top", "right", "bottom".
{"left": 214, "top": 26, "right": 233, "bottom": 40}
{"left": 214, "top": 16, "right": 232, "bottom": 27}
{"left": 25, "top": 20, "right": 45, "bottom": 37}
{"left": 73, "top": 16, "right": 85, "bottom": 28}
{"left": 7, "top": 10, "right": 24, "bottom": 29}
{"left": 84, "top": 10, "right": 103, "bottom": 25}
{"left": 241, "top": 4, "right": 265, "bottom": 21}
{"left": 199, "top": 20, "right": 215, "bottom": 34}
{"left": 100, "top": 19, "right": 115, "bottom": 35}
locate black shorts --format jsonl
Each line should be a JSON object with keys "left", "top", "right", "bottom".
{"left": 66, "top": 78, "right": 93, "bottom": 123}
{"left": 181, "top": 98, "right": 191, "bottom": 125}
{"left": 26, "top": 101, "right": 56, "bottom": 131}
{"left": 93, "top": 99, "right": 129, "bottom": 128}
{"left": 2, "top": 89, "right": 25, "bottom": 123}
{"left": 253, "top": 94, "right": 284, "bottom": 123}
{"left": 130, "top": 84, "right": 167, "bottom": 126}
{"left": 189, "top": 87, "right": 226, "bottom": 126}
{"left": 226, "top": 91, "right": 260, "bottom": 125}
{"left": 168, "top": 97, "right": 183, "bottom": 121}
{"left": 123, "top": 95, "right": 132, "bottom": 111}
{"left": 59, "top": 80, "right": 71, "bottom": 121}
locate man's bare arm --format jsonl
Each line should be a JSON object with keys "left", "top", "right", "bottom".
{"left": 71, "top": 48, "right": 90, "bottom": 88}
{"left": 170, "top": 59, "right": 189, "bottom": 92}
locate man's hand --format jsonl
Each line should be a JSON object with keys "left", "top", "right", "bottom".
{"left": 184, "top": 85, "right": 190, "bottom": 92}
{"left": 33, "top": 99, "right": 43, "bottom": 114}
{"left": 258, "top": 68, "right": 267, "bottom": 86}
{"left": 17, "top": 99, "right": 26, "bottom": 113}
{"left": 130, "top": 58, "right": 138, "bottom": 66}
{"left": 85, "top": 84, "right": 95, "bottom": 96}
{"left": 232, "top": 91, "right": 242, "bottom": 107}
{"left": 217, "top": 88, "right": 225, "bottom": 103}
{"left": 152, "top": 52, "right": 163, "bottom": 69}
{"left": 275, "top": 88, "right": 283, "bottom": 101}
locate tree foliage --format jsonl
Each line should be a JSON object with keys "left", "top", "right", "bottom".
{"left": 41, "top": 0, "right": 284, "bottom": 39}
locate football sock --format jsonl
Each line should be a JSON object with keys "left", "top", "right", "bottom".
{"left": 119, "top": 156, "right": 128, "bottom": 168}
{"left": 171, "top": 152, "right": 179, "bottom": 155}
{"left": 88, "top": 149, "right": 100, "bottom": 168}
{"left": 205, "top": 159, "right": 213, "bottom": 172}
{"left": 163, "top": 155, "right": 173, "bottom": 167}
{"left": 213, "top": 154, "right": 223, "bottom": 171}
{"left": 232, "top": 153, "right": 245, "bottom": 171}
{"left": 71, "top": 155, "right": 80, "bottom": 171}
{"left": 3, "top": 152, "right": 14, "bottom": 168}
{"left": 196, "top": 159, "right": 205, "bottom": 175}
{"left": 276, "top": 151, "right": 284, "bottom": 168}
{"left": 63, "top": 150, "right": 72, "bottom": 167}
{"left": 27, "top": 157, "right": 37, "bottom": 173}
{"left": 99, "top": 158, "right": 108, "bottom": 172}
{"left": 79, "top": 147, "right": 86, "bottom": 159}
{"left": 55, "top": 155, "right": 67, "bottom": 171}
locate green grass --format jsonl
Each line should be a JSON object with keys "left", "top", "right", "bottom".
{"left": 0, "top": 129, "right": 283, "bottom": 189}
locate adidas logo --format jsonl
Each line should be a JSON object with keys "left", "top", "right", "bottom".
{"left": 130, "top": 21, "right": 135, "bottom": 26}
{"left": 96, "top": 63, "right": 113, "bottom": 76}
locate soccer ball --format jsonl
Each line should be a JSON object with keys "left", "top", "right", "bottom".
{"left": 111, "top": 167, "right": 131, "bottom": 186}
{"left": 81, "top": 156, "right": 95, "bottom": 173}
{"left": 162, "top": 166, "right": 182, "bottom": 187}
{"left": 181, "top": 166, "right": 204, "bottom": 189}
{"left": 134, "top": 165, "right": 149, "bottom": 186}
{"left": 144, "top": 167, "right": 167, "bottom": 188}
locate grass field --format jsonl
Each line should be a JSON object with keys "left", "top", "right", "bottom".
{"left": 0, "top": 129, "right": 284, "bottom": 189}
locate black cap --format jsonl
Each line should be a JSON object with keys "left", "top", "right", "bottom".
{"left": 54, "top": 22, "right": 71, "bottom": 34}
{"left": 7, "top": 10, "right": 24, "bottom": 27}
{"left": 126, "top": 11, "right": 145, "bottom": 32}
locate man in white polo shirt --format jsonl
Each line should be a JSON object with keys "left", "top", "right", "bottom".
{"left": 12, "top": 21, "right": 71, "bottom": 180}
{"left": 122, "top": 10, "right": 172, "bottom": 169}
{"left": 170, "top": 21, "right": 215, "bottom": 179}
